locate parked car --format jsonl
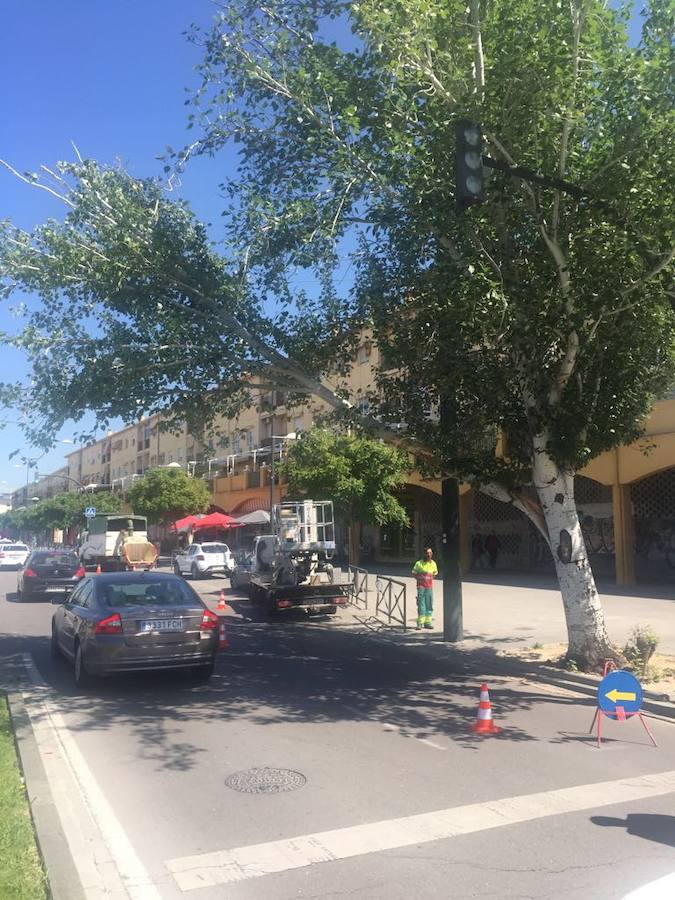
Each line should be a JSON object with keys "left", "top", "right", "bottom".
{"left": 230, "top": 551, "right": 253, "bottom": 591}
{"left": 51, "top": 572, "right": 221, "bottom": 687}
{"left": 0, "top": 542, "right": 30, "bottom": 570}
{"left": 173, "top": 542, "right": 235, "bottom": 579}
{"left": 17, "top": 549, "right": 85, "bottom": 602}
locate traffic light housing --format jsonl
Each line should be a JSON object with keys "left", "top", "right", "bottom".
{"left": 455, "top": 120, "right": 484, "bottom": 208}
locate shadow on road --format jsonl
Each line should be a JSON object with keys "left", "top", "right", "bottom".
{"left": 591, "top": 814, "right": 675, "bottom": 848}
{"left": 0, "top": 599, "right": 589, "bottom": 774}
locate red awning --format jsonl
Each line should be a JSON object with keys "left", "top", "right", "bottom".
{"left": 191, "top": 512, "right": 243, "bottom": 530}
{"left": 171, "top": 514, "right": 202, "bottom": 532}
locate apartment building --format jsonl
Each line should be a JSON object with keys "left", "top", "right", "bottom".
{"left": 65, "top": 418, "right": 202, "bottom": 493}
{"left": 11, "top": 330, "right": 675, "bottom": 585}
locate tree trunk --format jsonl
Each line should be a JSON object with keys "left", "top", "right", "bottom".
{"left": 348, "top": 521, "right": 362, "bottom": 568}
{"left": 532, "top": 436, "right": 620, "bottom": 671}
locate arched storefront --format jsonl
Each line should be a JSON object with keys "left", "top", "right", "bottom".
{"left": 632, "top": 468, "right": 675, "bottom": 582}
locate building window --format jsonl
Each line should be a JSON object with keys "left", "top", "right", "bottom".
{"left": 357, "top": 342, "right": 372, "bottom": 364}
{"left": 247, "top": 430, "right": 254, "bottom": 451}
{"left": 294, "top": 416, "right": 304, "bottom": 435}
{"left": 233, "top": 433, "right": 242, "bottom": 454}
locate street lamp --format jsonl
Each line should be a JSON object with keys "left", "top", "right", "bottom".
{"left": 269, "top": 432, "right": 297, "bottom": 516}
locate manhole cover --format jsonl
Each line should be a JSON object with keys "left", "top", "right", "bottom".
{"left": 225, "top": 767, "right": 307, "bottom": 794}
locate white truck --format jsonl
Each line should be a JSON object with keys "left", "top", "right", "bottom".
{"left": 79, "top": 514, "right": 158, "bottom": 572}
{"left": 248, "top": 500, "right": 348, "bottom": 615}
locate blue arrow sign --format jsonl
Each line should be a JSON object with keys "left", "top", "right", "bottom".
{"left": 84, "top": 507, "right": 97, "bottom": 518}
{"left": 598, "top": 670, "right": 643, "bottom": 719}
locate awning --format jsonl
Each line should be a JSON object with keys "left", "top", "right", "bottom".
{"left": 233, "top": 509, "right": 271, "bottom": 526}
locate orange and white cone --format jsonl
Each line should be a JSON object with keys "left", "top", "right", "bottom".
{"left": 471, "top": 683, "right": 501, "bottom": 734}
{"left": 218, "top": 622, "right": 230, "bottom": 650}
{"left": 95, "top": 563, "right": 102, "bottom": 575}
{"left": 217, "top": 590, "right": 227, "bottom": 612}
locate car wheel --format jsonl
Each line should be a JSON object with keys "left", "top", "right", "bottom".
{"left": 74, "top": 642, "right": 92, "bottom": 689}
{"left": 191, "top": 660, "right": 215, "bottom": 682}
{"left": 173, "top": 561, "right": 182, "bottom": 577}
{"left": 50, "top": 623, "right": 61, "bottom": 659}
{"left": 191, "top": 564, "right": 201, "bottom": 580}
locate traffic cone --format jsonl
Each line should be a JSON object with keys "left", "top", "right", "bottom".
{"left": 218, "top": 622, "right": 230, "bottom": 650}
{"left": 217, "top": 590, "right": 226, "bottom": 612}
{"left": 471, "top": 683, "right": 501, "bottom": 735}
{"left": 95, "top": 563, "right": 102, "bottom": 575}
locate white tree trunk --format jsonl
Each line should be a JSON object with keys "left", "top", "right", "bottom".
{"left": 532, "top": 435, "right": 617, "bottom": 669}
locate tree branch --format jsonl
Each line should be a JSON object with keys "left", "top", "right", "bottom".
{"left": 620, "top": 245, "right": 675, "bottom": 297}
{"left": 0, "top": 159, "right": 75, "bottom": 207}
{"left": 478, "top": 481, "right": 550, "bottom": 542}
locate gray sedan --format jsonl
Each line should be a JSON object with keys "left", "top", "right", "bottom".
{"left": 51, "top": 572, "right": 221, "bottom": 688}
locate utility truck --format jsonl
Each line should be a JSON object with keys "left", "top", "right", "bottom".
{"left": 248, "top": 500, "right": 348, "bottom": 615}
{"left": 79, "top": 514, "right": 159, "bottom": 572}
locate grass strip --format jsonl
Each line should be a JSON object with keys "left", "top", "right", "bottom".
{"left": 0, "top": 695, "right": 48, "bottom": 899}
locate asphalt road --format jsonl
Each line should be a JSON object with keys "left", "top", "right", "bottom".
{"left": 1, "top": 566, "right": 675, "bottom": 900}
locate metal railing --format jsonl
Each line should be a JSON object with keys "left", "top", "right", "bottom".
{"left": 347, "top": 565, "right": 369, "bottom": 609}
{"left": 375, "top": 576, "right": 407, "bottom": 630}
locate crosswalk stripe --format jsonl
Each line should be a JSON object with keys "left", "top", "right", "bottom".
{"left": 166, "top": 769, "right": 675, "bottom": 891}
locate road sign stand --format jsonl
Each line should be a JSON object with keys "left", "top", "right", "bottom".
{"left": 589, "top": 660, "right": 657, "bottom": 749}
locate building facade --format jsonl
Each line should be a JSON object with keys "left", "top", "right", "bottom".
{"left": 12, "top": 336, "right": 675, "bottom": 586}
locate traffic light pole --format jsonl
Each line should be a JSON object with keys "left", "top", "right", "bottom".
{"left": 441, "top": 476, "right": 463, "bottom": 641}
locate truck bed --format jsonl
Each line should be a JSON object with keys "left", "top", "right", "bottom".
{"left": 249, "top": 576, "right": 348, "bottom": 612}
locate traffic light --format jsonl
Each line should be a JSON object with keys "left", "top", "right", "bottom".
{"left": 455, "top": 120, "right": 484, "bottom": 208}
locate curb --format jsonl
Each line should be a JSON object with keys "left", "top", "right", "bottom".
{"left": 6, "top": 690, "right": 86, "bottom": 900}
{"left": 352, "top": 623, "right": 675, "bottom": 722}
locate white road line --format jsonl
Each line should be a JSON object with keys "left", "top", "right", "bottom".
{"left": 166, "top": 769, "right": 675, "bottom": 892}
{"left": 416, "top": 737, "right": 446, "bottom": 750}
{"left": 21, "top": 654, "right": 162, "bottom": 900}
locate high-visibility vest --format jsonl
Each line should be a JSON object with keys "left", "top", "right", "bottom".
{"left": 413, "top": 560, "right": 437, "bottom": 589}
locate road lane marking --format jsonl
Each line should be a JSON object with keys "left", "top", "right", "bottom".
{"left": 416, "top": 737, "right": 446, "bottom": 750}
{"left": 22, "top": 654, "right": 162, "bottom": 899}
{"left": 166, "top": 769, "right": 675, "bottom": 891}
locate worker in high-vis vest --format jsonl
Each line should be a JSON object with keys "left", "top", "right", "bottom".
{"left": 412, "top": 547, "right": 438, "bottom": 629}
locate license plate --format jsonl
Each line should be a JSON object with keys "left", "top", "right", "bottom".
{"left": 139, "top": 619, "right": 183, "bottom": 633}
{"left": 45, "top": 586, "right": 66, "bottom": 593}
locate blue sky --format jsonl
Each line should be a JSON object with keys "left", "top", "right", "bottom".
{"left": 0, "top": 2, "right": 644, "bottom": 493}
{"left": 1, "top": 0, "right": 226, "bottom": 490}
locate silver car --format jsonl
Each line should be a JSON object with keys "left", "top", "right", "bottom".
{"left": 51, "top": 572, "right": 220, "bottom": 688}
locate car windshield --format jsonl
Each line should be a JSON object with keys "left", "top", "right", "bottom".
{"left": 202, "top": 544, "right": 229, "bottom": 553}
{"left": 31, "top": 552, "right": 79, "bottom": 566}
{"left": 99, "top": 578, "right": 199, "bottom": 608}
{"left": 6, "top": 545, "right": 28, "bottom": 552}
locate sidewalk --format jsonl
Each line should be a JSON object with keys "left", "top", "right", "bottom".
{"left": 345, "top": 566, "right": 675, "bottom": 655}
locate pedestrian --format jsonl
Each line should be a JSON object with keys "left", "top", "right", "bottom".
{"left": 485, "top": 531, "right": 501, "bottom": 569}
{"left": 412, "top": 547, "right": 438, "bottom": 630}
{"left": 471, "top": 533, "right": 485, "bottom": 570}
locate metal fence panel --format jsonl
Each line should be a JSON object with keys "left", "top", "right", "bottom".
{"left": 375, "top": 576, "right": 407, "bottom": 631}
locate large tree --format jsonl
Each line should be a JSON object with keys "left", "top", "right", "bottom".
{"left": 280, "top": 428, "right": 409, "bottom": 563}
{"left": 127, "top": 467, "right": 210, "bottom": 525}
{"left": 0, "top": 491, "right": 122, "bottom": 539}
{"left": 0, "top": 0, "right": 673, "bottom": 668}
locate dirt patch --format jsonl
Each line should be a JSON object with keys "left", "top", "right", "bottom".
{"left": 497, "top": 643, "right": 675, "bottom": 698}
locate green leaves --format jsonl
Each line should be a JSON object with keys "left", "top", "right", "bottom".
{"left": 0, "top": 492, "right": 122, "bottom": 535}
{"left": 279, "top": 428, "right": 410, "bottom": 527}
{"left": 127, "top": 467, "right": 210, "bottom": 525}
